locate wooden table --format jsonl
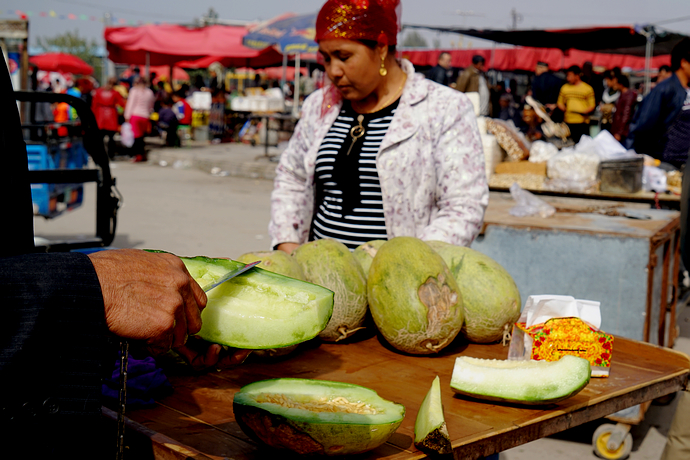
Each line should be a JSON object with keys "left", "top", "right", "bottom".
{"left": 111, "top": 335, "right": 690, "bottom": 459}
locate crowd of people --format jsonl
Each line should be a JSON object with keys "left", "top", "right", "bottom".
{"left": 426, "top": 47, "right": 687, "bottom": 151}
{"left": 29, "top": 66, "right": 216, "bottom": 162}
{"left": 5, "top": 0, "right": 690, "bottom": 457}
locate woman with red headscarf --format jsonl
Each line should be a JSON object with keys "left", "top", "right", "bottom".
{"left": 270, "top": 0, "right": 488, "bottom": 253}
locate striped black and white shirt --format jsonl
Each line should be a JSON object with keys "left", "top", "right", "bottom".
{"left": 310, "top": 99, "right": 399, "bottom": 250}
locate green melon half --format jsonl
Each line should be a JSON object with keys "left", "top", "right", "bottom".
{"left": 233, "top": 378, "right": 405, "bottom": 456}
{"left": 414, "top": 376, "right": 452, "bottom": 455}
{"left": 450, "top": 355, "right": 591, "bottom": 405}
{"left": 181, "top": 256, "right": 334, "bottom": 349}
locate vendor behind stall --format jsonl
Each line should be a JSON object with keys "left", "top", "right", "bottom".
{"left": 269, "top": 0, "right": 488, "bottom": 254}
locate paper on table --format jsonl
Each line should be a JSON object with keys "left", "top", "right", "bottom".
{"left": 523, "top": 295, "right": 601, "bottom": 330}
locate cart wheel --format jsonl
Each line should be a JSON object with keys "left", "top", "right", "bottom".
{"left": 592, "top": 424, "right": 633, "bottom": 460}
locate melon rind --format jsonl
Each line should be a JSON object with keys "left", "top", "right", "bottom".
{"left": 450, "top": 355, "right": 591, "bottom": 405}
{"left": 181, "top": 256, "right": 334, "bottom": 349}
{"left": 293, "top": 240, "right": 369, "bottom": 342}
{"left": 368, "top": 237, "right": 464, "bottom": 354}
{"left": 233, "top": 378, "right": 405, "bottom": 456}
{"left": 236, "top": 250, "right": 306, "bottom": 280}
{"left": 353, "top": 240, "right": 387, "bottom": 278}
{"left": 427, "top": 241, "right": 521, "bottom": 344}
{"left": 414, "top": 376, "right": 452, "bottom": 455}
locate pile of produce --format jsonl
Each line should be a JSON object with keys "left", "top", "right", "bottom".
{"left": 163, "top": 239, "right": 593, "bottom": 456}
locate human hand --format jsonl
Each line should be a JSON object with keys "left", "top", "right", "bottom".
{"left": 276, "top": 242, "right": 299, "bottom": 254}
{"left": 88, "top": 249, "right": 206, "bottom": 354}
{"left": 173, "top": 337, "right": 252, "bottom": 371}
{"left": 614, "top": 133, "right": 622, "bottom": 142}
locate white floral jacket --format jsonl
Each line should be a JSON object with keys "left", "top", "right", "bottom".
{"left": 269, "top": 59, "right": 488, "bottom": 248}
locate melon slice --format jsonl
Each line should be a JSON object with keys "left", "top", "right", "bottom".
{"left": 450, "top": 355, "right": 591, "bottom": 405}
{"left": 181, "top": 256, "right": 333, "bottom": 349}
{"left": 414, "top": 376, "right": 452, "bottom": 455}
{"left": 233, "top": 378, "right": 405, "bottom": 456}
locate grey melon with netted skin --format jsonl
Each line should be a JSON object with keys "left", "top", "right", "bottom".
{"left": 353, "top": 240, "right": 387, "bottom": 278}
{"left": 237, "top": 250, "right": 306, "bottom": 281}
{"left": 427, "top": 241, "right": 521, "bottom": 344}
{"left": 293, "top": 239, "right": 369, "bottom": 342}
{"left": 368, "top": 237, "right": 464, "bottom": 355}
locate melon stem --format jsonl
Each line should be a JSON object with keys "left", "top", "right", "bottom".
{"left": 502, "top": 324, "right": 512, "bottom": 347}
{"left": 336, "top": 326, "right": 366, "bottom": 342}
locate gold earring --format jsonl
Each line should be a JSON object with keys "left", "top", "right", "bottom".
{"left": 379, "top": 56, "right": 388, "bottom": 76}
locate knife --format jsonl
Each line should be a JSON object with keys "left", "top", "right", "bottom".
{"left": 202, "top": 261, "right": 261, "bottom": 292}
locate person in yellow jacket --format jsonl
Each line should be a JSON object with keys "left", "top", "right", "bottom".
{"left": 557, "top": 65, "right": 596, "bottom": 143}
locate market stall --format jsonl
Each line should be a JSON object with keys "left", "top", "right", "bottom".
{"left": 106, "top": 334, "right": 689, "bottom": 459}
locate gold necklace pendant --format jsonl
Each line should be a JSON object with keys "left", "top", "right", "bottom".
{"left": 345, "top": 115, "right": 365, "bottom": 156}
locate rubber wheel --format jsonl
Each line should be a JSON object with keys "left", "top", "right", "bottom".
{"left": 592, "top": 424, "right": 633, "bottom": 460}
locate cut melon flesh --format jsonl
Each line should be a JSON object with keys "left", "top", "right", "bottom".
{"left": 414, "top": 376, "right": 452, "bottom": 455}
{"left": 450, "top": 355, "right": 591, "bottom": 404}
{"left": 234, "top": 378, "right": 405, "bottom": 456}
{"left": 181, "top": 256, "right": 334, "bottom": 349}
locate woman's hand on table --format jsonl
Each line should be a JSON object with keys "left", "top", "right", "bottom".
{"left": 276, "top": 242, "right": 300, "bottom": 254}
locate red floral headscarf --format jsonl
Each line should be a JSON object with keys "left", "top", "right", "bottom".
{"left": 315, "top": 0, "right": 402, "bottom": 116}
{"left": 315, "top": 0, "right": 402, "bottom": 46}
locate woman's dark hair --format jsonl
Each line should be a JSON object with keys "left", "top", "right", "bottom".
{"left": 617, "top": 75, "right": 630, "bottom": 89}
{"left": 358, "top": 39, "right": 396, "bottom": 55}
{"left": 671, "top": 38, "right": 690, "bottom": 71}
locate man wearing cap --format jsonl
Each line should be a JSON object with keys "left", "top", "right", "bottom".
{"left": 456, "top": 55, "right": 490, "bottom": 116}
{"left": 532, "top": 61, "right": 564, "bottom": 112}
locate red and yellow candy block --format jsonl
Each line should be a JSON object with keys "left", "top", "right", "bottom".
{"left": 516, "top": 317, "right": 614, "bottom": 377}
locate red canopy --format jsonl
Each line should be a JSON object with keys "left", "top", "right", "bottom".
{"left": 400, "top": 47, "right": 671, "bottom": 72}
{"left": 105, "top": 24, "right": 284, "bottom": 67}
{"left": 121, "top": 65, "right": 189, "bottom": 82}
{"left": 176, "top": 48, "right": 285, "bottom": 69}
{"left": 29, "top": 53, "right": 93, "bottom": 75}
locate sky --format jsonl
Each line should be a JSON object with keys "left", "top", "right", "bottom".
{"left": 4, "top": 0, "right": 690, "bottom": 50}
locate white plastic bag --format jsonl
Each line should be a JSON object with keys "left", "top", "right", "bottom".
{"left": 642, "top": 166, "right": 668, "bottom": 193}
{"left": 529, "top": 140, "right": 559, "bottom": 163}
{"left": 121, "top": 122, "right": 135, "bottom": 148}
{"left": 508, "top": 183, "right": 556, "bottom": 218}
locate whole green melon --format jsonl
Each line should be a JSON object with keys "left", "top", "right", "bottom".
{"left": 293, "top": 239, "right": 368, "bottom": 342}
{"left": 427, "top": 241, "right": 521, "bottom": 344}
{"left": 353, "top": 240, "right": 386, "bottom": 278}
{"left": 234, "top": 378, "right": 405, "bottom": 456}
{"left": 368, "top": 237, "right": 464, "bottom": 354}
{"left": 237, "top": 250, "right": 306, "bottom": 280}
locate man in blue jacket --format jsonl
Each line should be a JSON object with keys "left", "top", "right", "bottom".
{"left": 626, "top": 38, "right": 690, "bottom": 168}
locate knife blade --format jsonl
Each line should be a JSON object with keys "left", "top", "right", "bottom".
{"left": 202, "top": 261, "right": 261, "bottom": 292}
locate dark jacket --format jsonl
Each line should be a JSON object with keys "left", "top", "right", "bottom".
{"left": 532, "top": 72, "right": 564, "bottom": 105}
{"left": 0, "top": 57, "right": 112, "bottom": 458}
{"left": 427, "top": 65, "right": 450, "bottom": 86}
{"left": 625, "top": 73, "right": 687, "bottom": 159}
